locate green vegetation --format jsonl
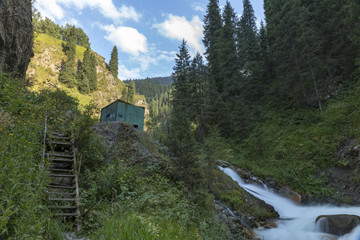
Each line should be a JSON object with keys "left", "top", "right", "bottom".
{"left": 108, "top": 45, "right": 119, "bottom": 79}
{"left": 125, "top": 77, "right": 172, "bottom": 139}
{"left": 33, "top": 11, "right": 90, "bottom": 48}
{"left": 231, "top": 79, "right": 360, "bottom": 197}
{"left": 159, "top": 0, "right": 360, "bottom": 202}
{"left": 0, "top": 73, "right": 81, "bottom": 239}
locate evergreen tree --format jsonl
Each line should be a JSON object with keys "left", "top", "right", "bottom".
{"left": 59, "top": 26, "right": 77, "bottom": 88}
{"left": 108, "top": 46, "right": 119, "bottom": 78}
{"left": 128, "top": 81, "right": 136, "bottom": 104}
{"left": 220, "top": 1, "right": 239, "bottom": 103}
{"left": 121, "top": 86, "right": 128, "bottom": 102}
{"left": 88, "top": 53, "right": 97, "bottom": 91}
{"left": 169, "top": 40, "right": 197, "bottom": 174}
{"left": 203, "top": 0, "right": 225, "bottom": 128}
{"left": 76, "top": 49, "right": 90, "bottom": 93}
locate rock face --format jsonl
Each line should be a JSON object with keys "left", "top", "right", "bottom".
{"left": 315, "top": 214, "right": 360, "bottom": 236}
{"left": 0, "top": 0, "right": 33, "bottom": 77}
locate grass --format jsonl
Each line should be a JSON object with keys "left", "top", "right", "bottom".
{"left": 229, "top": 79, "right": 360, "bottom": 198}
{"left": 28, "top": 33, "right": 146, "bottom": 114}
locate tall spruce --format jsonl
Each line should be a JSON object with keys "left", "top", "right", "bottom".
{"left": 189, "top": 53, "right": 208, "bottom": 142}
{"left": 169, "top": 40, "right": 197, "bottom": 178}
{"left": 203, "top": 0, "right": 223, "bottom": 94}
{"left": 108, "top": 46, "right": 118, "bottom": 78}
{"left": 220, "top": 1, "right": 239, "bottom": 102}
{"left": 76, "top": 48, "right": 90, "bottom": 93}
{"left": 128, "top": 81, "right": 136, "bottom": 104}
{"left": 88, "top": 53, "right": 97, "bottom": 91}
{"left": 203, "top": 0, "right": 226, "bottom": 128}
{"left": 59, "top": 25, "right": 77, "bottom": 88}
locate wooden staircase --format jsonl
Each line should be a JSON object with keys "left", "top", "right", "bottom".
{"left": 45, "top": 131, "right": 80, "bottom": 230}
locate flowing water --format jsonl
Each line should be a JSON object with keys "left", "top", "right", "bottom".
{"left": 219, "top": 167, "right": 360, "bottom": 240}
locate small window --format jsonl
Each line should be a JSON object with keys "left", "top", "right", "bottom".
{"left": 133, "top": 125, "right": 139, "bottom": 129}
{"left": 106, "top": 113, "right": 110, "bottom": 118}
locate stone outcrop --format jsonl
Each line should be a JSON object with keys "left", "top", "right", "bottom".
{"left": 0, "top": 0, "right": 33, "bottom": 77}
{"left": 315, "top": 214, "right": 360, "bottom": 236}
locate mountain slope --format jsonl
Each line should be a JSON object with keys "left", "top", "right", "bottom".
{"left": 26, "top": 33, "right": 145, "bottom": 111}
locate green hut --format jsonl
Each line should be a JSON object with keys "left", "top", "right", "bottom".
{"left": 100, "top": 100, "right": 145, "bottom": 131}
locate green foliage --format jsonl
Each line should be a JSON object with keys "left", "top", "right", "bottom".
{"left": 108, "top": 45, "right": 119, "bottom": 78}
{"left": 59, "top": 26, "right": 77, "bottom": 88}
{"left": 33, "top": 11, "right": 90, "bottom": 48}
{"left": 77, "top": 48, "right": 97, "bottom": 93}
{"left": 128, "top": 81, "right": 136, "bottom": 104}
{"left": 0, "top": 74, "right": 66, "bottom": 239}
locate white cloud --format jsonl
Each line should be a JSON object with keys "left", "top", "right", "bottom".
{"left": 35, "top": 0, "right": 64, "bottom": 20}
{"left": 118, "top": 65, "right": 141, "bottom": 80}
{"left": 154, "top": 14, "right": 204, "bottom": 53}
{"left": 102, "top": 25, "right": 148, "bottom": 56}
{"left": 35, "top": 0, "right": 141, "bottom": 23}
{"left": 191, "top": 2, "right": 206, "bottom": 13}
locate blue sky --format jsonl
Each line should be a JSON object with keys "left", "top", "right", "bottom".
{"left": 35, "top": 0, "right": 265, "bottom": 80}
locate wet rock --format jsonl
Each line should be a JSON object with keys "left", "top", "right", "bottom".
{"left": 215, "top": 201, "right": 257, "bottom": 240}
{"left": 63, "top": 232, "right": 88, "bottom": 240}
{"left": 0, "top": 0, "right": 33, "bottom": 77}
{"left": 216, "top": 160, "right": 229, "bottom": 167}
{"left": 278, "top": 186, "right": 302, "bottom": 203}
{"left": 315, "top": 214, "right": 360, "bottom": 236}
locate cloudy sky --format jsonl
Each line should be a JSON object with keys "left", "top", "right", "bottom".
{"left": 35, "top": 0, "right": 265, "bottom": 80}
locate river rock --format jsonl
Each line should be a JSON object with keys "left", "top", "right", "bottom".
{"left": 216, "top": 160, "right": 230, "bottom": 167}
{"left": 0, "top": 0, "right": 33, "bottom": 77}
{"left": 278, "top": 186, "right": 302, "bottom": 203}
{"left": 315, "top": 214, "right": 360, "bottom": 236}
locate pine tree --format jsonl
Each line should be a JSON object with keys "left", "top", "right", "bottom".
{"left": 203, "top": 0, "right": 223, "bottom": 95}
{"left": 220, "top": 1, "right": 239, "bottom": 101}
{"left": 76, "top": 67, "right": 90, "bottom": 94}
{"left": 128, "top": 81, "right": 136, "bottom": 104}
{"left": 88, "top": 53, "right": 97, "bottom": 91}
{"left": 121, "top": 86, "right": 128, "bottom": 102}
{"left": 59, "top": 25, "right": 77, "bottom": 88}
{"left": 76, "top": 49, "right": 90, "bottom": 93}
{"left": 108, "top": 46, "right": 118, "bottom": 78}
{"left": 169, "top": 40, "right": 194, "bottom": 161}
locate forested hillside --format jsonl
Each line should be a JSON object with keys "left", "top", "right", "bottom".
{"left": 167, "top": 0, "right": 360, "bottom": 202}
{"left": 27, "top": 13, "right": 145, "bottom": 111}
{"left": 125, "top": 77, "right": 172, "bottom": 139}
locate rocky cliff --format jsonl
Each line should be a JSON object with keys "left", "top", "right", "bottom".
{"left": 0, "top": 0, "right": 33, "bottom": 77}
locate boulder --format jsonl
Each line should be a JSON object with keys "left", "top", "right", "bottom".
{"left": 216, "top": 160, "right": 229, "bottom": 167}
{"left": 315, "top": 214, "right": 360, "bottom": 236}
{"left": 0, "top": 0, "right": 33, "bottom": 77}
{"left": 278, "top": 186, "right": 302, "bottom": 203}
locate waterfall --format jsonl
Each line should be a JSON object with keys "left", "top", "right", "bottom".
{"left": 219, "top": 167, "right": 360, "bottom": 240}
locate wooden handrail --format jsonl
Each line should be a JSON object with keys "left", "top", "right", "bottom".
{"left": 42, "top": 110, "right": 47, "bottom": 163}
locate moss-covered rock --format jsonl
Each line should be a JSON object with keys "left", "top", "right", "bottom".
{"left": 210, "top": 168, "right": 279, "bottom": 227}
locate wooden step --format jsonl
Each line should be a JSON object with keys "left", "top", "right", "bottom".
{"left": 47, "top": 192, "right": 76, "bottom": 196}
{"left": 49, "top": 174, "right": 75, "bottom": 178}
{"left": 48, "top": 168, "right": 73, "bottom": 173}
{"left": 49, "top": 184, "right": 76, "bottom": 189}
{"left": 48, "top": 152, "right": 73, "bottom": 158}
{"left": 49, "top": 205, "right": 77, "bottom": 209}
{"left": 50, "top": 158, "right": 74, "bottom": 163}
{"left": 55, "top": 213, "right": 78, "bottom": 217}
{"left": 49, "top": 141, "right": 72, "bottom": 147}
{"left": 49, "top": 198, "right": 75, "bottom": 202}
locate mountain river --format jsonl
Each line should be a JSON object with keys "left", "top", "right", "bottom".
{"left": 219, "top": 167, "right": 360, "bottom": 240}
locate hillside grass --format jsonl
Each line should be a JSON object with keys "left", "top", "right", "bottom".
{"left": 230, "top": 79, "right": 360, "bottom": 198}
{"left": 28, "top": 33, "right": 144, "bottom": 113}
